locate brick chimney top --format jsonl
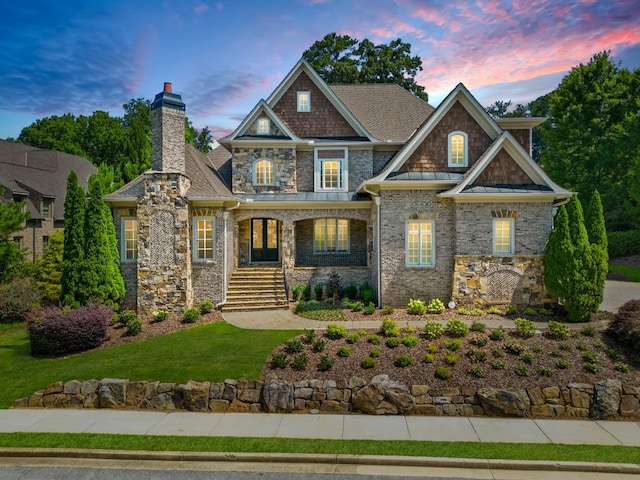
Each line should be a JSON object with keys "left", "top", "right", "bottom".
{"left": 164, "top": 82, "right": 172, "bottom": 93}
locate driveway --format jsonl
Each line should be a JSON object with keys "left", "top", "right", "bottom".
{"left": 601, "top": 280, "right": 640, "bottom": 313}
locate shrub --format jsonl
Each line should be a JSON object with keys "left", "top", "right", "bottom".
{"left": 580, "top": 325, "right": 597, "bottom": 337}
{"left": 607, "top": 348, "right": 621, "bottom": 360}
{"left": 491, "top": 347, "right": 504, "bottom": 358}
{"left": 538, "top": 367, "right": 554, "bottom": 377}
{"left": 470, "top": 321, "right": 486, "bottom": 332}
{"left": 346, "top": 333, "right": 360, "bottom": 344}
{"left": 466, "top": 349, "right": 488, "bottom": 363}
{"left": 444, "top": 352, "right": 459, "bottom": 365}
{"left": 492, "top": 360, "right": 505, "bottom": 370}
{"left": 367, "top": 334, "right": 381, "bottom": 345}
{"left": 313, "top": 283, "right": 324, "bottom": 301}
{"left": 152, "top": 310, "right": 168, "bottom": 322}
{"left": 614, "top": 362, "right": 630, "bottom": 373}
{"left": 607, "top": 299, "right": 640, "bottom": 352}
{"left": 291, "top": 284, "right": 305, "bottom": 301}
{"left": 183, "top": 308, "right": 200, "bottom": 323}
{"left": 559, "top": 341, "right": 572, "bottom": 351}
{"left": 550, "top": 350, "right": 564, "bottom": 358}
{"left": 487, "top": 306, "right": 502, "bottom": 315}
{"left": 292, "top": 353, "right": 309, "bottom": 371}
{"left": 524, "top": 307, "right": 538, "bottom": 316}
{"left": 457, "top": 307, "right": 471, "bottom": 315}
{"left": 468, "top": 365, "right": 485, "bottom": 378}
{"left": 584, "top": 362, "right": 599, "bottom": 373}
{"left": 198, "top": 299, "right": 215, "bottom": 314}
{"left": 426, "top": 298, "right": 445, "bottom": 314}
{"left": 506, "top": 305, "right": 519, "bottom": 315}
{"left": 361, "top": 357, "right": 376, "bottom": 369}
{"left": 435, "top": 366, "right": 451, "bottom": 379}
{"left": 28, "top": 304, "right": 112, "bottom": 356}
{"left": 423, "top": 353, "right": 435, "bottom": 363}
{"left": 404, "top": 326, "right": 418, "bottom": 334}
{"left": 360, "top": 284, "right": 375, "bottom": 304}
{"left": 514, "top": 318, "right": 537, "bottom": 338}
{"left": 118, "top": 309, "right": 136, "bottom": 326}
{"left": 407, "top": 298, "right": 426, "bottom": 315}
{"left": 519, "top": 352, "right": 534, "bottom": 364}
{"left": 576, "top": 341, "right": 589, "bottom": 351}
{"left": 0, "top": 277, "right": 41, "bottom": 323}
{"left": 326, "top": 324, "right": 347, "bottom": 339}
{"left": 426, "top": 343, "right": 439, "bottom": 354}
{"left": 303, "top": 329, "right": 316, "bottom": 344}
{"left": 286, "top": 339, "right": 304, "bottom": 353}
{"left": 489, "top": 326, "right": 506, "bottom": 341}
{"left": 317, "top": 355, "right": 334, "bottom": 372}
{"left": 363, "top": 302, "right": 376, "bottom": 315}
{"left": 369, "top": 348, "right": 381, "bottom": 358}
{"left": 271, "top": 352, "right": 289, "bottom": 369}
{"left": 547, "top": 321, "right": 570, "bottom": 340}
{"left": 515, "top": 365, "right": 529, "bottom": 377}
{"left": 423, "top": 320, "right": 445, "bottom": 339}
{"left": 607, "top": 229, "right": 640, "bottom": 258}
{"left": 538, "top": 308, "right": 553, "bottom": 316}
{"left": 469, "top": 333, "right": 488, "bottom": 347}
{"left": 470, "top": 308, "right": 484, "bottom": 316}
{"left": 350, "top": 301, "right": 365, "bottom": 312}
{"left": 394, "top": 355, "right": 412, "bottom": 367}
{"left": 444, "top": 338, "right": 462, "bottom": 351}
{"left": 325, "top": 270, "right": 342, "bottom": 300}
{"left": 504, "top": 339, "right": 526, "bottom": 354}
{"left": 380, "top": 318, "right": 400, "bottom": 337}
{"left": 312, "top": 339, "right": 326, "bottom": 352}
{"left": 340, "top": 284, "right": 358, "bottom": 300}
{"left": 341, "top": 298, "right": 354, "bottom": 309}
{"left": 336, "top": 346, "right": 351, "bottom": 357}
{"left": 582, "top": 351, "right": 599, "bottom": 364}
{"left": 126, "top": 319, "right": 142, "bottom": 336}
{"left": 385, "top": 337, "right": 401, "bottom": 348}
{"left": 382, "top": 305, "right": 394, "bottom": 315}
{"left": 555, "top": 358, "right": 569, "bottom": 369}
{"left": 446, "top": 318, "right": 469, "bottom": 337}
{"left": 401, "top": 335, "right": 419, "bottom": 348}
{"left": 302, "top": 285, "right": 312, "bottom": 301}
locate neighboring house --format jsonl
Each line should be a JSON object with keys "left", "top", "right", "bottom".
{"left": 105, "top": 60, "right": 571, "bottom": 315}
{"left": 0, "top": 139, "right": 97, "bottom": 260}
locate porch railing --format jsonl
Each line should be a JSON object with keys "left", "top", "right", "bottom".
{"left": 295, "top": 249, "right": 368, "bottom": 267}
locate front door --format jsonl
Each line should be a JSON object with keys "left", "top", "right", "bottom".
{"left": 251, "top": 218, "right": 279, "bottom": 262}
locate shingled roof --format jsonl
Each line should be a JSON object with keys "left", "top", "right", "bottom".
{"left": 330, "top": 83, "right": 434, "bottom": 142}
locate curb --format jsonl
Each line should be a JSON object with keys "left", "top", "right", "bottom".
{"left": 1, "top": 448, "right": 639, "bottom": 475}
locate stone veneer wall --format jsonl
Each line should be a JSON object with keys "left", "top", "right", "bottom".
{"left": 16, "top": 377, "right": 639, "bottom": 420}
{"left": 232, "top": 147, "right": 296, "bottom": 194}
{"left": 190, "top": 207, "right": 225, "bottom": 305}
{"left": 452, "top": 255, "right": 555, "bottom": 307}
{"left": 137, "top": 172, "right": 192, "bottom": 316}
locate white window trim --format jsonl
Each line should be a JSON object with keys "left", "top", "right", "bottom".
{"left": 192, "top": 217, "right": 216, "bottom": 262}
{"left": 120, "top": 217, "right": 138, "bottom": 263}
{"left": 313, "top": 218, "right": 350, "bottom": 253}
{"left": 405, "top": 220, "right": 435, "bottom": 267}
{"left": 256, "top": 118, "right": 270, "bottom": 135}
{"left": 314, "top": 147, "right": 348, "bottom": 192}
{"left": 493, "top": 218, "right": 515, "bottom": 255}
{"left": 297, "top": 91, "right": 311, "bottom": 112}
{"left": 448, "top": 131, "right": 468, "bottom": 167}
{"left": 252, "top": 158, "right": 276, "bottom": 186}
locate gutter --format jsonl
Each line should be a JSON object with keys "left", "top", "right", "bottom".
{"left": 215, "top": 201, "right": 241, "bottom": 309}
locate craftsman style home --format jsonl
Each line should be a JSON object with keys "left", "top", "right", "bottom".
{"left": 105, "top": 59, "right": 571, "bottom": 315}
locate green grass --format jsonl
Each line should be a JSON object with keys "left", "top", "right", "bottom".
{"left": 0, "top": 322, "right": 299, "bottom": 408}
{"left": 608, "top": 262, "right": 640, "bottom": 282}
{"left": 0, "top": 433, "right": 638, "bottom": 464}
{"left": 0, "top": 322, "right": 24, "bottom": 334}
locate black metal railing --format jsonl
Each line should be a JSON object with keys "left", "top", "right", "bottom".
{"left": 295, "top": 249, "right": 368, "bottom": 267}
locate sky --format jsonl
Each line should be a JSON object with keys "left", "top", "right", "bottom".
{"left": 1, "top": 0, "right": 639, "bottom": 141}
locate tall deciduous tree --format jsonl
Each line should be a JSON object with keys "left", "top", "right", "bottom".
{"left": 585, "top": 190, "right": 608, "bottom": 309}
{"left": 0, "top": 188, "right": 29, "bottom": 282}
{"left": 303, "top": 33, "right": 428, "bottom": 101}
{"left": 61, "top": 171, "right": 85, "bottom": 306}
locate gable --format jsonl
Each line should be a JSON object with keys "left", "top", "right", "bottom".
{"left": 273, "top": 71, "right": 359, "bottom": 139}
{"left": 472, "top": 148, "right": 533, "bottom": 185}
{"left": 223, "top": 100, "right": 297, "bottom": 142}
{"left": 400, "top": 100, "right": 493, "bottom": 173}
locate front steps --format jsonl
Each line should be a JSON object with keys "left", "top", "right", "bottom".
{"left": 222, "top": 266, "right": 289, "bottom": 311}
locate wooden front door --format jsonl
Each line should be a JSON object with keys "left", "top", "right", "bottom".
{"left": 251, "top": 218, "right": 279, "bottom": 262}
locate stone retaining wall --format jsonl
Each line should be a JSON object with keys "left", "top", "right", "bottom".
{"left": 14, "top": 376, "right": 640, "bottom": 420}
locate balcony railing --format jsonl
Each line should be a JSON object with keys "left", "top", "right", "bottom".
{"left": 295, "top": 249, "right": 368, "bottom": 267}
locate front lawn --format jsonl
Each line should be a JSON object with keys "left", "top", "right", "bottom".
{"left": 0, "top": 322, "right": 299, "bottom": 409}
{"left": 608, "top": 262, "right": 640, "bottom": 282}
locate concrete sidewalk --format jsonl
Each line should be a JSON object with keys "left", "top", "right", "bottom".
{"left": 1, "top": 409, "right": 639, "bottom": 446}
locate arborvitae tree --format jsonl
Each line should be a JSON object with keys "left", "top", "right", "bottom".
{"left": 585, "top": 190, "right": 608, "bottom": 310}
{"left": 82, "top": 176, "right": 124, "bottom": 307}
{"left": 36, "top": 230, "right": 64, "bottom": 304}
{"left": 544, "top": 206, "right": 575, "bottom": 305}
{"left": 61, "top": 171, "right": 85, "bottom": 306}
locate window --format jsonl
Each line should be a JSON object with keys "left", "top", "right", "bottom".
{"left": 315, "top": 148, "right": 348, "bottom": 191}
{"left": 256, "top": 118, "right": 270, "bottom": 135}
{"left": 297, "top": 91, "right": 310, "bottom": 112}
{"left": 42, "top": 198, "right": 52, "bottom": 219}
{"left": 314, "top": 218, "right": 349, "bottom": 252}
{"left": 121, "top": 218, "right": 138, "bottom": 261}
{"left": 448, "top": 131, "right": 468, "bottom": 167}
{"left": 406, "top": 220, "right": 434, "bottom": 266}
{"left": 42, "top": 236, "right": 49, "bottom": 250}
{"left": 493, "top": 218, "right": 514, "bottom": 255}
{"left": 254, "top": 159, "right": 275, "bottom": 185}
{"left": 193, "top": 217, "right": 215, "bottom": 261}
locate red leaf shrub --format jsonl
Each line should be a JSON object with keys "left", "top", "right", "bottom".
{"left": 28, "top": 304, "right": 112, "bottom": 356}
{"left": 607, "top": 299, "right": 640, "bottom": 352}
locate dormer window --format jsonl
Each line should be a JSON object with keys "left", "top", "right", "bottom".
{"left": 448, "top": 131, "right": 468, "bottom": 167}
{"left": 42, "top": 198, "right": 53, "bottom": 219}
{"left": 256, "top": 118, "right": 270, "bottom": 135}
{"left": 254, "top": 159, "right": 275, "bottom": 185}
{"left": 297, "top": 91, "right": 310, "bottom": 112}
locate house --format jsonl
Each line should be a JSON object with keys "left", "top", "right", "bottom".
{"left": 104, "top": 60, "right": 571, "bottom": 315}
{"left": 0, "top": 139, "right": 97, "bottom": 260}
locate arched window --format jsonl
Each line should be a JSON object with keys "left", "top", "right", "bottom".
{"left": 448, "top": 131, "right": 468, "bottom": 167}
{"left": 254, "top": 159, "right": 275, "bottom": 185}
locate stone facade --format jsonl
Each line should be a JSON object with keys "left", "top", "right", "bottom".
{"left": 232, "top": 147, "right": 296, "bottom": 193}
{"left": 17, "top": 377, "right": 640, "bottom": 420}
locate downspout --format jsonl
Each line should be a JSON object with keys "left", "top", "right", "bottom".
{"left": 362, "top": 183, "right": 382, "bottom": 307}
{"left": 216, "top": 201, "right": 241, "bottom": 309}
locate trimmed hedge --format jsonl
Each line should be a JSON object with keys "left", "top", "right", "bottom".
{"left": 0, "top": 277, "right": 42, "bottom": 323}
{"left": 608, "top": 230, "right": 640, "bottom": 259}
{"left": 28, "top": 304, "right": 112, "bottom": 356}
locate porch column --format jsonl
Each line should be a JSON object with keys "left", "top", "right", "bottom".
{"left": 281, "top": 219, "right": 295, "bottom": 270}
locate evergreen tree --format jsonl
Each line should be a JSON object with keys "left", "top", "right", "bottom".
{"left": 0, "top": 188, "right": 30, "bottom": 283}
{"left": 36, "top": 230, "right": 64, "bottom": 304}
{"left": 61, "top": 171, "right": 85, "bottom": 305}
{"left": 585, "top": 190, "right": 608, "bottom": 309}
{"left": 544, "top": 206, "right": 575, "bottom": 304}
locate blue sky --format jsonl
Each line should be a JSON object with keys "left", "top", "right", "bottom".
{"left": 1, "top": 0, "right": 639, "bottom": 141}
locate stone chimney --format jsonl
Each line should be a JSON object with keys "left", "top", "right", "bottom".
{"left": 151, "top": 82, "right": 185, "bottom": 173}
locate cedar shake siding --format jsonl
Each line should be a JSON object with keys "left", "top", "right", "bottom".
{"left": 273, "top": 71, "right": 358, "bottom": 138}
{"left": 505, "top": 128, "right": 530, "bottom": 154}
{"left": 473, "top": 149, "right": 533, "bottom": 185}
{"left": 401, "top": 101, "right": 493, "bottom": 173}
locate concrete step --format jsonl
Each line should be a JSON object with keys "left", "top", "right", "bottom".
{"left": 222, "top": 303, "right": 290, "bottom": 312}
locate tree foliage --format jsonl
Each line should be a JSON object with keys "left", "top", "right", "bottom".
{"left": 303, "top": 33, "right": 428, "bottom": 101}
{"left": 585, "top": 190, "right": 608, "bottom": 308}
{"left": 0, "top": 188, "right": 30, "bottom": 282}
{"left": 61, "top": 171, "right": 85, "bottom": 306}
{"left": 36, "top": 230, "right": 64, "bottom": 304}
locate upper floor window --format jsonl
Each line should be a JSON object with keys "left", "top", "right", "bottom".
{"left": 314, "top": 218, "right": 349, "bottom": 252}
{"left": 315, "top": 148, "right": 348, "bottom": 192}
{"left": 256, "top": 118, "right": 270, "bottom": 135}
{"left": 193, "top": 217, "right": 215, "bottom": 262}
{"left": 493, "top": 218, "right": 514, "bottom": 255}
{"left": 406, "top": 220, "right": 435, "bottom": 266}
{"left": 42, "top": 236, "right": 49, "bottom": 250}
{"left": 121, "top": 218, "right": 138, "bottom": 262}
{"left": 254, "top": 159, "right": 275, "bottom": 185}
{"left": 448, "top": 131, "right": 468, "bottom": 167}
{"left": 297, "top": 91, "right": 311, "bottom": 112}
{"left": 42, "top": 198, "right": 53, "bottom": 219}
